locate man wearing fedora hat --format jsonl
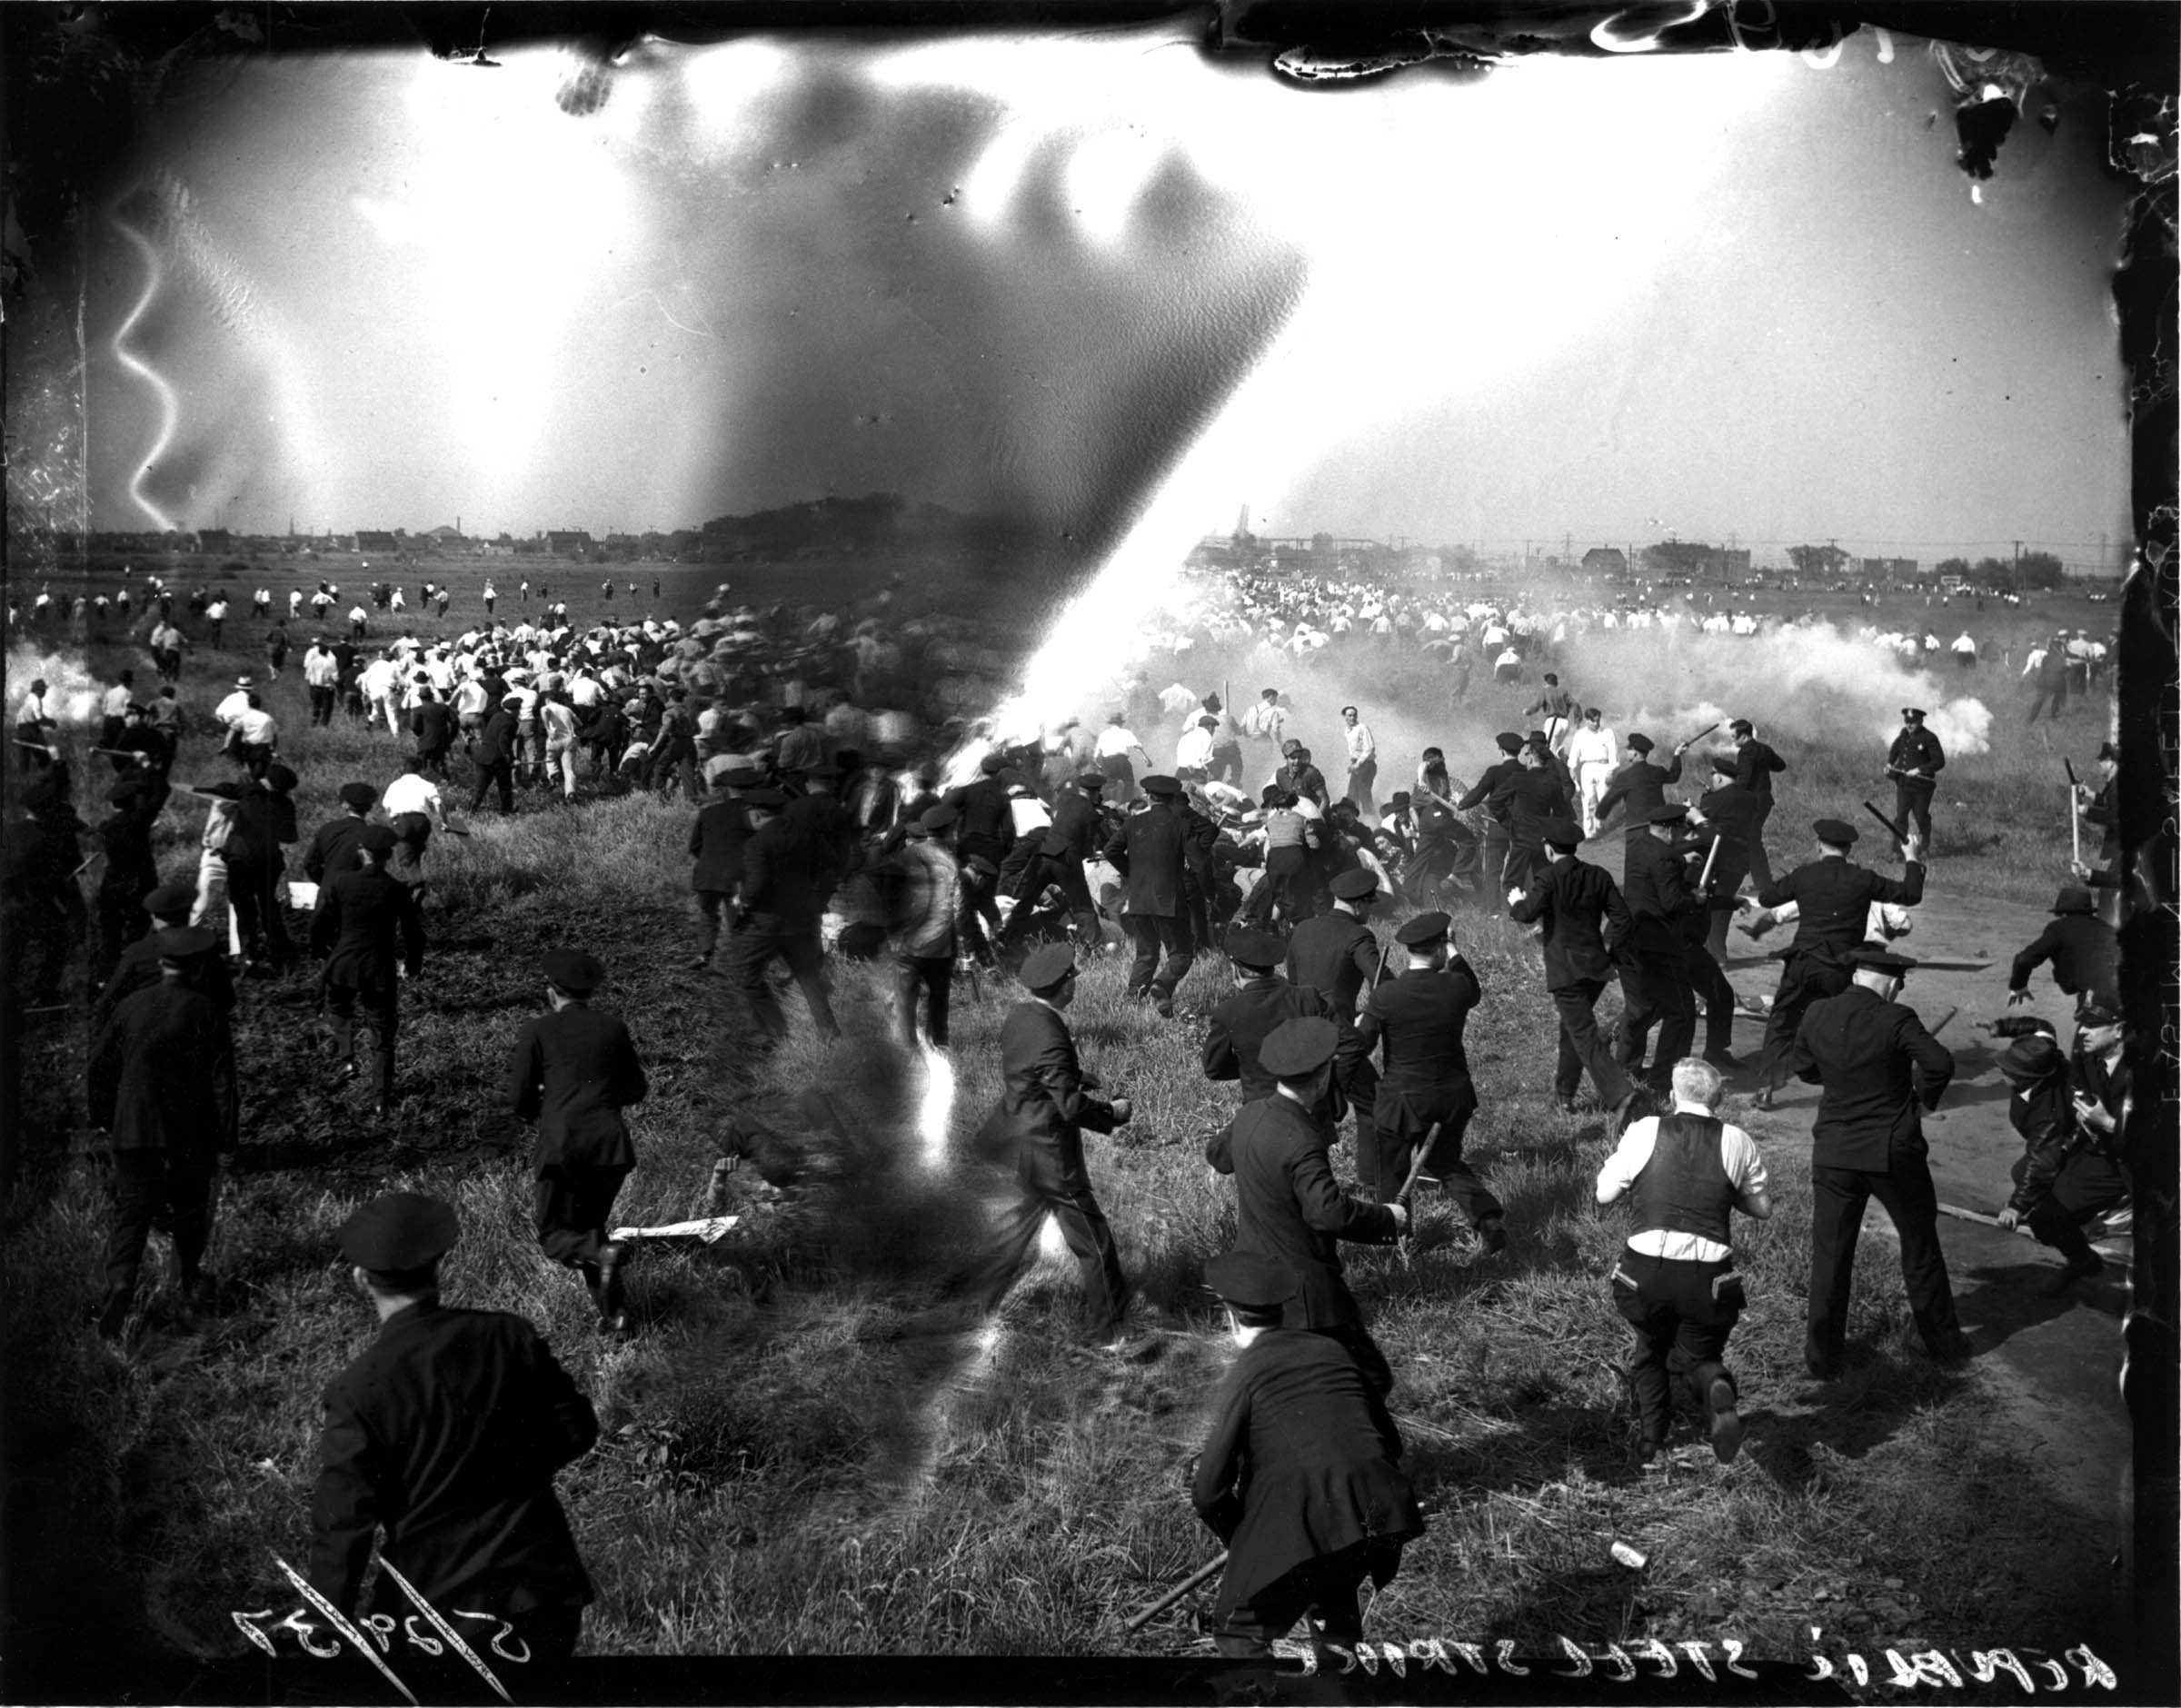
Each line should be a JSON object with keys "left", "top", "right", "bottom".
{"left": 86, "top": 925, "right": 236, "bottom": 1338}
{"left": 508, "top": 949, "right": 649, "bottom": 1332}
{"left": 1752, "top": 818, "right": 1925, "bottom": 1109}
{"left": 313, "top": 824, "right": 424, "bottom": 1117}
{"left": 1190, "top": 1246, "right": 1425, "bottom": 1659}
{"left": 972, "top": 943, "right": 1135, "bottom": 1348}
{"left": 1788, "top": 946, "right": 1968, "bottom": 1375}
{"left": 1887, "top": 709, "right": 1946, "bottom": 849}
{"left": 304, "top": 1192, "right": 598, "bottom": 1665}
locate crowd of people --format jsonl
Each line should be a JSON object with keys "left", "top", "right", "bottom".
{"left": 0, "top": 555, "right": 2138, "bottom": 1665}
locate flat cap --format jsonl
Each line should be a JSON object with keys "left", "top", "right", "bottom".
{"left": 921, "top": 803, "right": 960, "bottom": 831}
{"left": 1848, "top": 947, "right": 1915, "bottom": 974}
{"left": 1495, "top": 732, "right": 1523, "bottom": 754}
{"left": 339, "top": 781, "right": 378, "bottom": 809}
{"left": 144, "top": 881, "right": 198, "bottom": 918}
{"left": 338, "top": 1192, "right": 459, "bottom": 1272}
{"left": 1627, "top": 733, "right": 1654, "bottom": 754}
{"left": 740, "top": 787, "right": 788, "bottom": 809}
{"left": 543, "top": 948, "right": 607, "bottom": 995}
{"left": 1813, "top": 818, "right": 1857, "bottom": 845}
{"left": 154, "top": 925, "right": 221, "bottom": 959}
{"left": 357, "top": 823, "right": 398, "bottom": 854}
{"left": 1223, "top": 927, "right": 1285, "bottom": 968}
{"left": 264, "top": 763, "right": 299, "bottom": 792}
{"left": 1330, "top": 869, "right": 1379, "bottom": 901}
{"left": 1648, "top": 804, "right": 1689, "bottom": 826}
{"left": 1541, "top": 817, "right": 1584, "bottom": 849}
{"left": 1280, "top": 738, "right": 1302, "bottom": 755}
{"left": 1020, "top": 943, "right": 1077, "bottom": 991}
{"left": 1396, "top": 910, "right": 1453, "bottom": 948}
{"left": 1141, "top": 774, "right": 1182, "bottom": 797}
{"left": 980, "top": 751, "right": 1009, "bottom": 774}
{"left": 2050, "top": 886, "right": 2095, "bottom": 916}
{"left": 1997, "top": 1033, "right": 2064, "bottom": 1086}
{"left": 1260, "top": 1016, "right": 1339, "bottom": 1078}
{"left": 1076, "top": 770, "right": 1107, "bottom": 790}
{"left": 1202, "top": 1249, "right": 1299, "bottom": 1313}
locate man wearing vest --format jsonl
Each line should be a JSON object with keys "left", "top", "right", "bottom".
{"left": 1596, "top": 1058, "right": 1772, "bottom": 1465}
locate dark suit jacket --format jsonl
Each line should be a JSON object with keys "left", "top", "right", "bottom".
{"left": 1101, "top": 803, "right": 1203, "bottom": 919}
{"left": 1047, "top": 790, "right": 1108, "bottom": 863}
{"left": 304, "top": 815, "right": 369, "bottom": 886}
{"left": 507, "top": 1005, "right": 648, "bottom": 1171}
{"left": 991, "top": 999, "right": 1116, "bottom": 1197}
{"left": 1190, "top": 1328, "right": 1421, "bottom": 1614}
{"left": 1357, "top": 962, "right": 1482, "bottom": 1134}
{"left": 1486, "top": 768, "right": 1570, "bottom": 850}
{"left": 739, "top": 817, "right": 824, "bottom": 925}
{"left": 1593, "top": 755, "right": 1683, "bottom": 829}
{"left": 86, "top": 978, "right": 237, "bottom": 1154}
{"left": 945, "top": 776, "right": 1017, "bottom": 859}
{"left": 1455, "top": 758, "right": 1519, "bottom": 819}
{"left": 308, "top": 1301, "right": 597, "bottom": 1618}
{"left": 473, "top": 709, "right": 520, "bottom": 766}
{"left": 409, "top": 700, "right": 455, "bottom": 753}
{"left": 1620, "top": 830, "right": 1698, "bottom": 957}
{"left": 1203, "top": 978, "right": 1330, "bottom": 1104}
{"left": 782, "top": 790, "right": 858, "bottom": 884}
{"left": 1887, "top": 727, "right": 1946, "bottom": 780}
{"left": 1712, "top": 739, "right": 1786, "bottom": 799}
{"left": 225, "top": 787, "right": 297, "bottom": 869}
{"left": 1204, "top": 1094, "right": 1398, "bottom": 1330}
{"left": 1758, "top": 856, "right": 1925, "bottom": 959}
{"left": 689, "top": 799, "right": 753, "bottom": 893}
{"left": 1285, "top": 910, "right": 1380, "bottom": 1020}
{"left": 94, "top": 936, "right": 236, "bottom": 1034}
{"left": 1509, "top": 853, "right": 1628, "bottom": 986}
{"left": 312, "top": 865, "right": 425, "bottom": 989}
{"left": 2010, "top": 914, "right": 2119, "bottom": 1006}
{"left": 1788, "top": 983, "right": 1955, "bottom": 1170}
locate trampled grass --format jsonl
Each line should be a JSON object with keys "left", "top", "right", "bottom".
{"left": 1, "top": 570, "right": 2125, "bottom": 1674}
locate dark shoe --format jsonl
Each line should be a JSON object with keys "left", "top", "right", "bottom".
{"left": 1475, "top": 1216, "right": 1509, "bottom": 1256}
{"left": 1803, "top": 1341, "right": 1839, "bottom": 1381}
{"left": 2039, "top": 1255, "right": 2104, "bottom": 1296}
{"left": 1927, "top": 1333, "right": 1975, "bottom": 1366}
{"left": 597, "top": 1240, "right": 630, "bottom": 1319}
{"left": 1154, "top": 998, "right": 1175, "bottom": 1019}
{"left": 1630, "top": 1434, "right": 1664, "bottom": 1469}
{"left": 1706, "top": 1376, "right": 1743, "bottom": 1464}
{"left": 1752, "top": 1087, "right": 1777, "bottom": 1112}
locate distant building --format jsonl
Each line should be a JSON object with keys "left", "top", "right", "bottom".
{"left": 545, "top": 530, "right": 593, "bottom": 558}
{"left": 1581, "top": 547, "right": 1628, "bottom": 577}
{"left": 354, "top": 530, "right": 399, "bottom": 555}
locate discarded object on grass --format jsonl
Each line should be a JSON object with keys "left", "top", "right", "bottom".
{"left": 287, "top": 881, "right": 320, "bottom": 910}
{"left": 1610, "top": 1541, "right": 1648, "bottom": 1570}
{"left": 607, "top": 1215, "right": 739, "bottom": 1245}
{"left": 1123, "top": 1551, "right": 1227, "bottom": 1633}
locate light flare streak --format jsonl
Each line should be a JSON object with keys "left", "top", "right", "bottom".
{"left": 106, "top": 214, "right": 179, "bottom": 532}
{"left": 917, "top": 1044, "right": 956, "bottom": 1171}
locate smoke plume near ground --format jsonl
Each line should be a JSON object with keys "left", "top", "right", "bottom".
{"left": 5, "top": 647, "right": 104, "bottom": 729}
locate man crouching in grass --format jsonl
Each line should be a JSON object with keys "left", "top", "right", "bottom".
{"left": 1595, "top": 1058, "right": 1772, "bottom": 1466}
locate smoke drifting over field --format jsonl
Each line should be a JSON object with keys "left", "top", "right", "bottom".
{"left": 5, "top": 649, "right": 103, "bottom": 729}
{"left": 1560, "top": 621, "right": 1993, "bottom": 760}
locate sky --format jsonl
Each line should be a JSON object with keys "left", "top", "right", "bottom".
{"left": 40, "top": 22, "right": 2133, "bottom": 569}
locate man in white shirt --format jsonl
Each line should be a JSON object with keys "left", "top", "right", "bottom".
{"left": 303, "top": 640, "right": 341, "bottom": 726}
{"left": 288, "top": 588, "right": 304, "bottom": 620}
{"left": 1596, "top": 1058, "right": 1771, "bottom": 1465}
{"left": 232, "top": 697, "right": 278, "bottom": 779}
{"left": 359, "top": 652, "right": 403, "bottom": 735}
{"left": 1950, "top": 631, "right": 1977, "bottom": 670}
{"left": 1565, "top": 706, "right": 1621, "bottom": 837}
{"left": 1092, "top": 712, "right": 1146, "bottom": 802}
{"left": 1339, "top": 705, "right": 1377, "bottom": 814}
{"left": 1175, "top": 715, "right": 1218, "bottom": 780}
{"left": 382, "top": 754, "right": 449, "bottom": 879}
{"left": 213, "top": 675, "right": 255, "bottom": 730}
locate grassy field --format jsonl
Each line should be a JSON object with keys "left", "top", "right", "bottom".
{"left": 0, "top": 561, "right": 2126, "bottom": 1680}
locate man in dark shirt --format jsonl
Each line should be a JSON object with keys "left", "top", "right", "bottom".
{"left": 1203, "top": 928, "right": 1330, "bottom": 1107}
{"left": 1886, "top": 708, "right": 1946, "bottom": 848}
{"left": 227, "top": 763, "right": 300, "bottom": 975}
{"left": 312, "top": 825, "right": 425, "bottom": 1117}
{"left": 408, "top": 686, "right": 455, "bottom": 778}
{"left": 304, "top": 1192, "right": 597, "bottom": 1668}
{"left": 507, "top": 949, "right": 649, "bottom": 1332}
{"left": 1190, "top": 1248, "right": 1424, "bottom": 1659}
{"left": 1485, "top": 741, "right": 1571, "bottom": 892}
{"left": 998, "top": 773, "right": 1110, "bottom": 954}
{"left": 1788, "top": 947, "right": 1967, "bottom": 1376}
{"left": 1101, "top": 776, "right": 1208, "bottom": 1017}
{"left": 470, "top": 697, "right": 521, "bottom": 814}
{"left": 2007, "top": 885, "right": 2120, "bottom": 1011}
{"left": 1593, "top": 731, "right": 1689, "bottom": 881}
{"left": 1617, "top": 805, "right": 1701, "bottom": 1095}
{"left": 688, "top": 780, "right": 755, "bottom": 973}
{"left": 91, "top": 777, "right": 161, "bottom": 986}
{"left": 1285, "top": 868, "right": 1386, "bottom": 1168}
{"left": 1753, "top": 818, "right": 1925, "bottom": 1108}
{"left": 724, "top": 788, "right": 842, "bottom": 1044}
{"left": 304, "top": 782, "right": 377, "bottom": 894}
{"left": 93, "top": 881, "right": 236, "bottom": 1033}
{"left": 1455, "top": 732, "right": 1525, "bottom": 893}
{"left": 1707, "top": 720, "right": 1785, "bottom": 889}
{"left": 1509, "top": 817, "right": 1642, "bottom": 1123}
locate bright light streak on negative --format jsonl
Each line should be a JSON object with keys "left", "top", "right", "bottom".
{"left": 918, "top": 1044, "right": 956, "bottom": 1171}
{"left": 107, "top": 214, "right": 179, "bottom": 531}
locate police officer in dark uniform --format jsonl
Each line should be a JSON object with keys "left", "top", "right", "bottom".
{"left": 1284, "top": 868, "right": 1386, "bottom": 1169}
{"left": 304, "top": 1192, "right": 598, "bottom": 1668}
{"left": 1617, "top": 804, "right": 1701, "bottom": 1094}
{"left": 304, "top": 782, "right": 378, "bottom": 897}
{"left": 946, "top": 750, "right": 1019, "bottom": 876}
{"left": 1203, "top": 928, "right": 1330, "bottom": 1106}
{"left": 688, "top": 773, "right": 756, "bottom": 973}
{"left": 1753, "top": 818, "right": 1926, "bottom": 1110}
{"left": 1694, "top": 779, "right": 1762, "bottom": 961}
{"left": 1356, "top": 912, "right": 1503, "bottom": 1247}
{"left": 1887, "top": 708, "right": 1946, "bottom": 848}
{"left": 1593, "top": 731, "right": 1688, "bottom": 838}
{"left": 728, "top": 787, "right": 842, "bottom": 1043}
{"left": 1101, "top": 775, "right": 1208, "bottom": 1017}
{"left": 507, "top": 949, "right": 649, "bottom": 1333}
{"left": 93, "top": 880, "right": 236, "bottom": 1034}
{"left": 312, "top": 824, "right": 424, "bottom": 1117}
{"left": 1788, "top": 947, "right": 1968, "bottom": 1376}
{"left": 1204, "top": 1018, "right": 1408, "bottom": 1394}
{"left": 1673, "top": 815, "right": 1746, "bottom": 1071}
{"left": 1455, "top": 732, "right": 1525, "bottom": 894}
{"left": 86, "top": 925, "right": 235, "bottom": 1339}
{"left": 2007, "top": 885, "right": 2119, "bottom": 1012}
{"left": 1509, "top": 816, "right": 1643, "bottom": 1124}
{"left": 973, "top": 944, "right": 1135, "bottom": 1348}
{"left": 1190, "top": 1248, "right": 1425, "bottom": 1660}
{"left": 1707, "top": 719, "right": 1786, "bottom": 889}
{"left": 1486, "top": 740, "right": 1572, "bottom": 892}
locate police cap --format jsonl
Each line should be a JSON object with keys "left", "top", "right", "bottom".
{"left": 2050, "top": 886, "right": 2095, "bottom": 916}
{"left": 1648, "top": 804, "right": 1689, "bottom": 826}
{"left": 154, "top": 925, "right": 221, "bottom": 960}
{"left": 1628, "top": 733, "right": 1654, "bottom": 753}
{"left": 357, "top": 823, "right": 398, "bottom": 854}
{"left": 1202, "top": 1249, "right": 1299, "bottom": 1313}
{"left": 1223, "top": 927, "right": 1284, "bottom": 969}
{"left": 1495, "top": 732, "right": 1523, "bottom": 754}
{"left": 1901, "top": 708, "right": 1926, "bottom": 722}
{"left": 1021, "top": 943, "right": 1077, "bottom": 992}
{"left": 1541, "top": 817, "right": 1583, "bottom": 849}
{"left": 1076, "top": 770, "right": 1107, "bottom": 790}
{"left": 1330, "top": 869, "right": 1379, "bottom": 901}
{"left": 2075, "top": 997, "right": 2122, "bottom": 1028}
{"left": 144, "top": 881, "right": 198, "bottom": 919}
{"left": 543, "top": 948, "right": 607, "bottom": 995}
{"left": 1813, "top": 818, "right": 1857, "bottom": 846}
{"left": 1396, "top": 910, "right": 1453, "bottom": 948}
{"left": 1259, "top": 1016, "right": 1339, "bottom": 1079}
{"left": 921, "top": 803, "right": 960, "bottom": 831}
{"left": 980, "top": 751, "right": 1009, "bottom": 774}
{"left": 338, "top": 1191, "right": 460, "bottom": 1271}
{"left": 1140, "top": 774, "right": 1182, "bottom": 798}
{"left": 339, "top": 781, "right": 378, "bottom": 809}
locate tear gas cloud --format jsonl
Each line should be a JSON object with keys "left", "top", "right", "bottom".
{"left": 6, "top": 648, "right": 105, "bottom": 730}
